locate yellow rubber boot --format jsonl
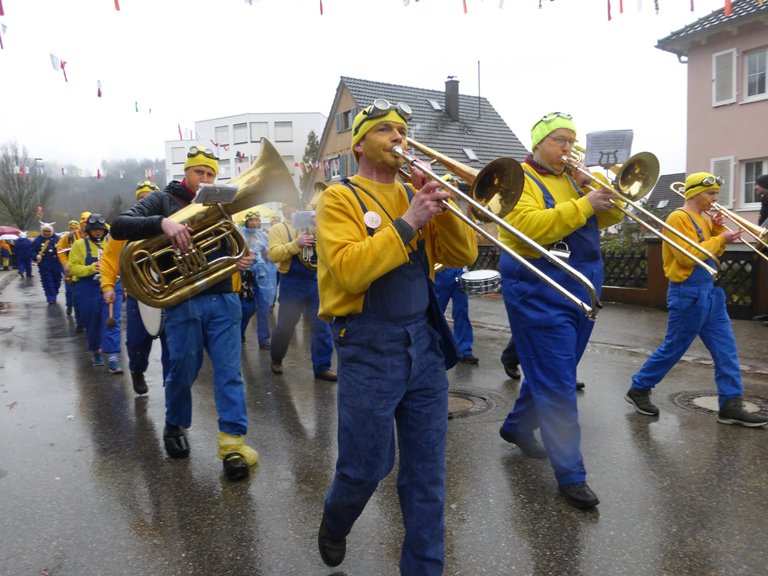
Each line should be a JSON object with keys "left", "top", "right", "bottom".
{"left": 217, "top": 432, "right": 259, "bottom": 466}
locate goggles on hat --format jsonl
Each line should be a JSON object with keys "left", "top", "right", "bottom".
{"left": 532, "top": 111, "right": 573, "bottom": 131}
{"left": 87, "top": 216, "right": 106, "bottom": 225}
{"left": 137, "top": 179, "right": 160, "bottom": 190}
{"left": 353, "top": 99, "right": 412, "bottom": 137}
{"left": 187, "top": 146, "right": 219, "bottom": 161}
{"left": 245, "top": 211, "right": 261, "bottom": 220}
{"left": 685, "top": 175, "right": 724, "bottom": 191}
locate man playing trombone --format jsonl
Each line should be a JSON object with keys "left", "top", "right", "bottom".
{"left": 625, "top": 172, "right": 768, "bottom": 428}
{"left": 497, "top": 112, "right": 624, "bottom": 510}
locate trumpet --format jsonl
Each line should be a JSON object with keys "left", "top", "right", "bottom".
{"left": 669, "top": 182, "right": 768, "bottom": 263}
{"left": 394, "top": 138, "right": 603, "bottom": 320}
{"left": 562, "top": 153, "right": 721, "bottom": 277}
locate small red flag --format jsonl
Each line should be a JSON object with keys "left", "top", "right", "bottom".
{"left": 114, "top": 0, "right": 120, "bottom": 10}
{"left": 0, "top": 1, "right": 4, "bottom": 16}
{"left": 724, "top": 0, "right": 732, "bottom": 16}
{"left": 60, "top": 60, "right": 68, "bottom": 82}
{"left": 607, "top": 0, "right": 612, "bottom": 20}
{"left": 319, "top": 0, "right": 323, "bottom": 15}
{"left": 463, "top": 0, "right": 467, "bottom": 13}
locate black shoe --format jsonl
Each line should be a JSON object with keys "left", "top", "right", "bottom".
{"left": 75, "top": 325, "right": 85, "bottom": 333}
{"left": 752, "top": 313, "right": 768, "bottom": 321}
{"left": 66, "top": 306, "right": 73, "bottom": 316}
{"left": 163, "top": 424, "right": 190, "bottom": 458}
{"left": 461, "top": 354, "right": 479, "bottom": 365}
{"left": 318, "top": 514, "right": 346, "bottom": 567}
{"left": 315, "top": 369, "right": 338, "bottom": 382}
{"left": 259, "top": 343, "right": 271, "bottom": 350}
{"left": 504, "top": 364, "right": 521, "bottom": 380}
{"left": 270, "top": 362, "right": 283, "bottom": 375}
{"left": 559, "top": 482, "right": 599, "bottom": 509}
{"left": 717, "top": 398, "right": 768, "bottom": 428}
{"left": 241, "top": 335, "right": 246, "bottom": 343}
{"left": 131, "top": 371, "right": 148, "bottom": 395}
{"left": 499, "top": 427, "right": 547, "bottom": 459}
{"left": 576, "top": 380, "right": 586, "bottom": 391}
{"left": 222, "top": 452, "right": 250, "bottom": 481}
{"left": 625, "top": 386, "right": 659, "bottom": 416}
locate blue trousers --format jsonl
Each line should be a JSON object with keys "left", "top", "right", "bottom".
{"left": 73, "top": 277, "right": 122, "bottom": 353}
{"left": 631, "top": 281, "right": 742, "bottom": 407}
{"left": 240, "top": 274, "right": 272, "bottom": 347}
{"left": 162, "top": 292, "right": 247, "bottom": 435}
{"left": 500, "top": 254, "right": 602, "bottom": 486}
{"left": 65, "top": 281, "right": 74, "bottom": 308}
{"left": 324, "top": 314, "right": 448, "bottom": 576}
{"left": 17, "top": 257, "right": 33, "bottom": 276}
{"left": 126, "top": 295, "right": 169, "bottom": 379}
{"left": 434, "top": 268, "right": 474, "bottom": 356}
{"left": 38, "top": 262, "right": 62, "bottom": 303}
{"left": 270, "top": 271, "right": 333, "bottom": 373}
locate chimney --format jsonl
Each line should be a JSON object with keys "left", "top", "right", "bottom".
{"left": 445, "top": 76, "right": 459, "bottom": 121}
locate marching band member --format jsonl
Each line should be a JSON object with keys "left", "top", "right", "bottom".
{"left": 110, "top": 147, "right": 258, "bottom": 481}
{"left": 58, "top": 213, "right": 89, "bottom": 321}
{"left": 100, "top": 181, "right": 169, "bottom": 395}
{"left": 0, "top": 237, "right": 12, "bottom": 270}
{"left": 315, "top": 100, "right": 477, "bottom": 573}
{"left": 30, "top": 222, "right": 64, "bottom": 304}
{"left": 14, "top": 232, "right": 33, "bottom": 279}
{"left": 267, "top": 204, "right": 336, "bottom": 380}
{"left": 239, "top": 210, "right": 272, "bottom": 349}
{"left": 626, "top": 172, "right": 768, "bottom": 428}
{"left": 69, "top": 214, "right": 123, "bottom": 373}
{"left": 497, "top": 112, "right": 623, "bottom": 510}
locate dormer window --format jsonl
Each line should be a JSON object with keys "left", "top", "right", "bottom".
{"left": 428, "top": 99, "right": 442, "bottom": 110}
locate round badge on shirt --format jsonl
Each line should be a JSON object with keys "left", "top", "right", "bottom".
{"left": 363, "top": 211, "right": 382, "bottom": 229}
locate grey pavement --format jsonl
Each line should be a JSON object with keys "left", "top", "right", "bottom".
{"left": 1, "top": 269, "right": 767, "bottom": 576}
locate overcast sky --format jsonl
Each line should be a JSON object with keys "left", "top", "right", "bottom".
{"left": 0, "top": 0, "right": 728, "bottom": 175}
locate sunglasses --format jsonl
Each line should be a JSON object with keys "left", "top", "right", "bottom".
{"left": 532, "top": 111, "right": 573, "bottom": 130}
{"left": 686, "top": 175, "right": 724, "bottom": 191}
{"left": 187, "top": 146, "right": 219, "bottom": 161}
{"left": 353, "top": 99, "right": 412, "bottom": 136}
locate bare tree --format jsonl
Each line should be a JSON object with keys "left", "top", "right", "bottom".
{"left": 0, "top": 142, "right": 55, "bottom": 229}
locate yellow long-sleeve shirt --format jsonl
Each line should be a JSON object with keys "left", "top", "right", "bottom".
{"left": 57, "top": 230, "right": 85, "bottom": 268}
{"left": 663, "top": 208, "right": 726, "bottom": 283}
{"left": 68, "top": 236, "right": 105, "bottom": 281}
{"left": 315, "top": 175, "right": 478, "bottom": 322}
{"left": 498, "top": 166, "right": 624, "bottom": 258}
{"left": 268, "top": 221, "right": 303, "bottom": 275}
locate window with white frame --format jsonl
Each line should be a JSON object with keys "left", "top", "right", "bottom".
{"left": 743, "top": 159, "right": 768, "bottom": 205}
{"left": 215, "top": 126, "right": 229, "bottom": 146}
{"left": 711, "top": 157, "right": 734, "bottom": 207}
{"left": 713, "top": 49, "right": 737, "bottom": 106}
{"left": 218, "top": 158, "right": 231, "bottom": 179}
{"left": 744, "top": 47, "right": 768, "bottom": 101}
{"left": 250, "top": 122, "right": 268, "bottom": 142}
{"left": 233, "top": 123, "right": 248, "bottom": 144}
{"left": 171, "top": 147, "right": 186, "bottom": 164}
{"left": 275, "top": 121, "right": 293, "bottom": 142}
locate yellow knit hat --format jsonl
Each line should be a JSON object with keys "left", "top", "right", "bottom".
{"left": 68, "top": 220, "right": 79, "bottom": 230}
{"left": 684, "top": 172, "right": 722, "bottom": 200}
{"left": 351, "top": 101, "right": 410, "bottom": 160}
{"left": 530, "top": 112, "right": 577, "bottom": 150}
{"left": 184, "top": 146, "right": 219, "bottom": 176}
{"left": 80, "top": 211, "right": 91, "bottom": 224}
{"left": 136, "top": 180, "right": 160, "bottom": 199}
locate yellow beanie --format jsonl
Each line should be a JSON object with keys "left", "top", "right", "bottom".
{"left": 684, "top": 171, "right": 720, "bottom": 200}
{"left": 80, "top": 211, "right": 91, "bottom": 224}
{"left": 184, "top": 148, "right": 219, "bottom": 177}
{"left": 136, "top": 180, "right": 159, "bottom": 199}
{"left": 68, "top": 220, "right": 79, "bottom": 230}
{"left": 351, "top": 106, "right": 408, "bottom": 161}
{"left": 530, "top": 112, "right": 577, "bottom": 150}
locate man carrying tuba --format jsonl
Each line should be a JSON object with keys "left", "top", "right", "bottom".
{"left": 110, "top": 146, "right": 259, "bottom": 482}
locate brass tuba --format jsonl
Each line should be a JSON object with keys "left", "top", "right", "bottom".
{"left": 120, "top": 138, "right": 300, "bottom": 308}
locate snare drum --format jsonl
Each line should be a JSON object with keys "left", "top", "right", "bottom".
{"left": 138, "top": 301, "right": 165, "bottom": 338}
{"left": 459, "top": 269, "right": 501, "bottom": 295}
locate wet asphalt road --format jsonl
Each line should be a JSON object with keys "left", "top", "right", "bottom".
{"left": 1, "top": 269, "right": 767, "bottom": 576}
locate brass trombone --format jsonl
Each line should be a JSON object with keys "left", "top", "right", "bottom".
{"left": 669, "top": 181, "right": 768, "bottom": 263}
{"left": 394, "top": 138, "right": 603, "bottom": 320}
{"left": 562, "top": 153, "right": 720, "bottom": 277}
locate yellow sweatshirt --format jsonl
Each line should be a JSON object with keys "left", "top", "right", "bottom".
{"left": 663, "top": 208, "right": 726, "bottom": 283}
{"left": 315, "top": 175, "right": 478, "bottom": 322}
{"left": 268, "top": 222, "right": 302, "bottom": 275}
{"left": 68, "top": 236, "right": 104, "bottom": 281}
{"left": 498, "top": 166, "right": 624, "bottom": 258}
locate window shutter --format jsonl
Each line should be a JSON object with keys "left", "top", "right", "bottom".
{"left": 339, "top": 154, "right": 347, "bottom": 177}
{"left": 711, "top": 157, "right": 734, "bottom": 208}
{"left": 713, "top": 50, "right": 736, "bottom": 106}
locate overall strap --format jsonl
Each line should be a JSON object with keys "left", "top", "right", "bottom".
{"left": 674, "top": 208, "right": 706, "bottom": 242}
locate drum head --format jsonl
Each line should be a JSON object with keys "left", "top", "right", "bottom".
{"left": 138, "top": 301, "right": 164, "bottom": 337}
{"left": 459, "top": 269, "right": 501, "bottom": 295}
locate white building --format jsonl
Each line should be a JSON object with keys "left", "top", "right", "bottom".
{"left": 164, "top": 112, "right": 326, "bottom": 187}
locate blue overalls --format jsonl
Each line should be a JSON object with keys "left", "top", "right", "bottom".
{"left": 323, "top": 183, "right": 448, "bottom": 576}
{"left": 433, "top": 267, "right": 474, "bottom": 357}
{"left": 33, "top": 235, "right": 63, "bottom": 303}
{"left": 270, "top": 226, "right": 333, "bottom": 374}
{"left": 499, "top": 173, "right": 602, "bottom": 487}
{"left": 631, "top": 210, "right": 742, "bottom": 407}
{"left": 125, "top": 294, "right": 170, "bottom": 380}
{"left": 73, "top": 238, "right": 122, "bottom": 354}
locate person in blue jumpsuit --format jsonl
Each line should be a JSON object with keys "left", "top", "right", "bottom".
{"left": 267, "top": 205, "right": 336, "bottom": 381}
{"left": 497, "top": 112, "right": 624, "bottom": 510}
{"left": 110, "top": 147, "right": 259, "bottom": 481}
{"left": 30, "top": 222, "right": 63, "bottom": 304}
{"left": 314, "top": 100, "right": 477, "bottom": 574}
{"left": 433, "top": 265, "right": 477, "bottom": 364}
{"left": 625, "top": 172, "right": 768, "bottom": 428}
{"left": 13, "top": 232, "right": 33, "bottom": 278}
{"left": 239, "top": 211, "right": 272, "bottom": 349}
{"left": 69, "top": 214, "right": 123, "bottom": 373}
